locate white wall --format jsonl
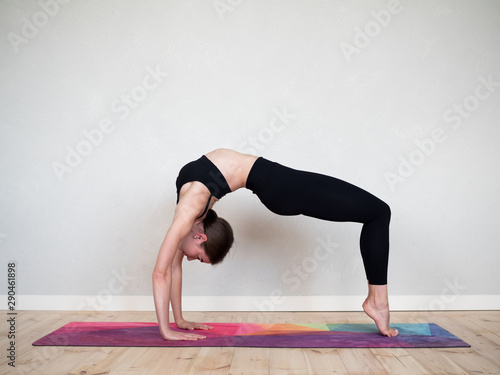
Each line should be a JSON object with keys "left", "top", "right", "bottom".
{"left": 1, "top": 0, "right": 499, "bottom": 311}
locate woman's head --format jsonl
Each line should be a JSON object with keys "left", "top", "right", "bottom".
{"left": 201, "top": 209, "right": 234, "bottom": 264}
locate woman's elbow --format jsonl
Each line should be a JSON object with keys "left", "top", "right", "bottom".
{"left": 152, "top": 268, "right": 170, "bottom": 282}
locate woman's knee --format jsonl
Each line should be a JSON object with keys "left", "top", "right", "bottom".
{"left": 379, "top": 201, "right": 391, "bottom": 222}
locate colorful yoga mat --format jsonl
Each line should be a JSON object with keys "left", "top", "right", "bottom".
{"left": 32, "top": 322, "right": 470, "bottom": 348}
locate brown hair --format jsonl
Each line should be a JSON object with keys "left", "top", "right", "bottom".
{"left": 202, "top": 209, "right": 234, "bottom": 265}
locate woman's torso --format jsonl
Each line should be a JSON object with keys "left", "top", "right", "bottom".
{"left": 177, "top": 149, "right": 258, "bottom": 219}
{"left": 205, "top": 148, "right": 258, "bottom": 191}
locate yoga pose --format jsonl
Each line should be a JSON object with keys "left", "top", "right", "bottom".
{"left": 153, "top": 148, "right": 399, "bottom": 340}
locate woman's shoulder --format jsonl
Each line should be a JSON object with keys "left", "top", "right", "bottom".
{"left": 176, "top": 182, "right": 214, "bottom": 218}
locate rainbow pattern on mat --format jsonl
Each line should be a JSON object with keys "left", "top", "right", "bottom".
{"left": 32, "top": 322, "right": 470, "bottom": 348}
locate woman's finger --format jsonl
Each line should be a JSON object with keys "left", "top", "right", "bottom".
{"left": 196, "top": 324, "right": 213, "bottom": 330}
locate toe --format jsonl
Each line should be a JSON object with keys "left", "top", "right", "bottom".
{"left": 389, "top": 328, "right": 399, "bottom": 337}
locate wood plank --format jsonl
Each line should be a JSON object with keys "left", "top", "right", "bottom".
{"left": 123, "top": 347, "right": 183, "bottom": 374}
{"left": 435, "top": 312, "right": 500, "bottom": 373}
{"left": 302, "top": 348, "right": 349, "bottom": 374}
{"left": 440, "top": 349, "right": 500, "bottom": 375}
{"left": 269, "top": 348, "right": 309, "bottom": 375}
{"left": 107, "top": 348, "right": 170, "bottom": 375}
{"left": 26, "top": 347, "right": 107, "bottom": 375}
{"left": 460, "top": 313, "right": 500, "bottom": 366}
{"left": 57, "top": 347, "right": 115, "bottom": 375}
{"left": 407, "top": 349, "right": 470, "bottom": 375}
{"left": 371, "top": 348, "right": 431, "bottom": 375}
{"left": 338, "top": 348, "right": 389, "bottom": 375}
{"left": 463, "top": 311, "right": 500, "bottom": 346}
{"left": 408, "top": 311, "right": 500, "bottom": 374}
{"left": 166, "top": 347, "right": 202, "bottom": 374}
{"left": 429, "top": 312, "right": 500, "bottom": 374}
{"left": 188, "top": 346, "right": 234, "bottom": 375}
{"left": 229, "top": 347, "right": 269, "bottom": 375}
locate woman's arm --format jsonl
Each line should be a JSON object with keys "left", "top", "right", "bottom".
{"left": 171, "top": 249, "right": 213, "bottom": 331}
{"left": 152, "top": 211, "right": 205, "bottom": 340}
{"left": 170, "top": 248, "right": 185, "bottom": 324}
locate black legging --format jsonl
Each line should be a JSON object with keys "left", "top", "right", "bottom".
{"left": 246, "top": 157, "right": 391, "bottom": 285}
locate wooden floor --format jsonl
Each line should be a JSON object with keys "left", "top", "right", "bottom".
{"left": 1, "top": 310, "right": 499, "bottom": 375}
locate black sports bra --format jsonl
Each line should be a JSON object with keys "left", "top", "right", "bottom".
{"left": 175, "top": 155, "right": 232, "bottom": 218}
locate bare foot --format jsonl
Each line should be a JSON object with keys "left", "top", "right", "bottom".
{"left": 363, "top": 298, "right": 399, "bottom": 337}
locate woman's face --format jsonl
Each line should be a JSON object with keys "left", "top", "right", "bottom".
{"left": 180, "top": 234, "right": 209, "bottom": 263}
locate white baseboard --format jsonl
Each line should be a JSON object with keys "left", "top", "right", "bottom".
{"left": 2, "top": 294, "right": 500, "bottom": 311}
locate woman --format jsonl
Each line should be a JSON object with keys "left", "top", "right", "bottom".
{"left": 152, "top": 148, "right": 399, "bottom": 340}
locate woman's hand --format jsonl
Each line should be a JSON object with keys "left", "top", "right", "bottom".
{"left": 176, "top": 319, "right": 213, "bottom": 331}
{"left": 161, "top": 328, "right": 207, "bottom": 341}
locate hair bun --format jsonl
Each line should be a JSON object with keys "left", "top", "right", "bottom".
{"left": 201, "top": 209, "right": 234, "bottom": 265}
{"left": 204, "top": 209, "right": 218, "bottom": 225}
